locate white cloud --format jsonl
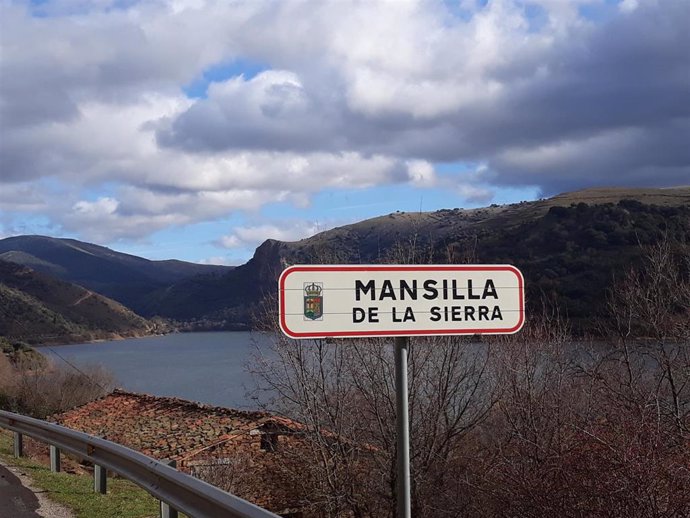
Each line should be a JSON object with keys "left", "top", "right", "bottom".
{"left": 218, "top": 235, "right": 241, "bottom": 249}
{"left": 197, "top": 255, "right": 237, "bottom": 266}
{"left": 618, "top": 0, "right": 640, "bottom": 13}
{"left": 406, "top": 160, "right": 437, "bottom": 187}
{"left": 456, "top": 185, "right": 495, "bottom": 204}
{"left": 1, "top": 0, "right": 687, "bottom": 243}
{"left": 156, "top": 70, "right": 337, "bottom": 153}
{"left": 218, "top": 221, "right": 323, "bottom": 250}
{"left": 0, "top": 182, "right": 52, "bottom": 212}
{"left": 72, "top": 197, "right": 119, "bottom": 216}
{"left": 492, "top": 120, "right": 690, "bottom": 192}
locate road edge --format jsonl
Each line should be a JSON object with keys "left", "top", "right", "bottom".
{"left": 0, "top": 458, "right": 75, "bottom": 518}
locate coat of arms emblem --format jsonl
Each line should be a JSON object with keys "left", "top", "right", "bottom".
{"left": 304, "top": 282, "right": 323, "bottom": 320}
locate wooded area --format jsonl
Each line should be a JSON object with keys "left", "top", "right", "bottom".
{"left": 245, "top": 238, "right": 690, "bottom": 517}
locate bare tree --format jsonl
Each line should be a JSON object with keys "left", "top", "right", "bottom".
{"left": 473, "top": 239, "right": 690, "bottom": 518}
{"left": 251, "top": 293, "right": 499, "bottom": 517}
{"left": 248, "top": 235, "right": 690, "bottom": 517}
{"left": 249, "top": 237, "right": 504, "bottom": 516}
{"left": 603, "top": 238, "right": 690, "bottom": 438}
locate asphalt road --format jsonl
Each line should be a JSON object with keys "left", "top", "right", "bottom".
{"left": 0, "top": 463, "right": 42, "bottom": 518}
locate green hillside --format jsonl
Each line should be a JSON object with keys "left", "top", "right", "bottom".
{"left": 145, "top": 187, "right": 690, "bottom": 333}
{"left": 0, "top": 236, "right": 232, "bottom": 314}
{"left": 2, "top": 187, "right": 688, "bottom": 336}
{"left": 0, "top": 260, "right": 154, "bottom": 345}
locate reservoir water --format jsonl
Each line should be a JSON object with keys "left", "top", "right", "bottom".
{"left": 38, "top": 332, "right": 274, "bottom": 410}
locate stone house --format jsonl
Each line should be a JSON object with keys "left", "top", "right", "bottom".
{"left": 52, "top": 389, "right": 314, "bottom": 516}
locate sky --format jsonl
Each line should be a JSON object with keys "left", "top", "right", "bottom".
{"left": 0, "top": 0, "right": 688, "bottom": 264}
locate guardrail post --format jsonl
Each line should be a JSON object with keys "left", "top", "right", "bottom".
{"left": 50, "top": 445, "right": 61, "bottom": 473}
{"left": 13, "top": 432, "right": 23, "bottom": 458}
{"left": 160, "top": 459, "right": 179, "bottom": 518}
{"left": 94, "top": 464, "right": 107, "bottom": 494}
{"left": 1, "top": 410, "right": 281, "bottom": 518}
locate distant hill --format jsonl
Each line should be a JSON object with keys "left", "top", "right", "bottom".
{"left": 2, "top": 187, "right": 688, "bottom": 335}
{"left": 0, "top": 259, "right": 156, "bottom": 345}
{"left": 145, "top": 187, "right": 690, "bottom": 332}
{"left": 0, "top": 236, "right": 233, "bottom": 315}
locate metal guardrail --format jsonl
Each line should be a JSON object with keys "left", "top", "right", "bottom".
{"left": 0, "top": 410, "right": 279, "bottom": 518}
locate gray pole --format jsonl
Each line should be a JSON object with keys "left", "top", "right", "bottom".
{"left": 394, "top": 336, "right": 411, "bottom": 518}
{"left": 50, "top": 445, "right": 61, "bottom": 473}
{"left": 160, "top": 459, "right": 179, "bottom": 518}
{"left": 13, "top": 432, "right": 23, "bottom": 458}
{"left": 94, "top": 464, "right": 107, "bottom": 494}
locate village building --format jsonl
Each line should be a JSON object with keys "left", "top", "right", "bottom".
{"left": 49, "top": 389, "right": 313, "bottom": 517}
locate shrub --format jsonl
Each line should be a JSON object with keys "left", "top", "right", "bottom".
{"left": 0, "top": 353, "right": 114, "bottom": 418}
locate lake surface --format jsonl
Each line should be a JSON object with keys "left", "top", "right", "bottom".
{"left": 38, "top": 332, "right": 275, "bottom": 410}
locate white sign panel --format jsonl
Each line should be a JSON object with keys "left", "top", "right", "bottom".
{"left": 279, "top": 265, "right": 524, "bottom": 339}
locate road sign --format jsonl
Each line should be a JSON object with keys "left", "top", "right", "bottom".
{"left": 278, "top": 264, "right": 524, "bottom": 339}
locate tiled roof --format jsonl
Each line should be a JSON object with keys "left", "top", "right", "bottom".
{"left": 51, "top": 390, "right": 313, "bottom": 514}
{"left": 52, "top": 389, "right": 281, "bottom": 462}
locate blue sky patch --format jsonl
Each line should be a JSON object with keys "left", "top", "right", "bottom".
{"left": 183, "top": 59, "right": 268, "bottom": 99}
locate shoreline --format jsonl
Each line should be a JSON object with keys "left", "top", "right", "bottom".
{"left": 32, "top": 328, "right": 258, "bottom": 349}
{"left": 32, "top": 330, "right": 167, "bottom": 349}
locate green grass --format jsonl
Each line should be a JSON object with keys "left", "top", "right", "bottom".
{"left": 0, "top": 430, "right": 161, "bottom": 518}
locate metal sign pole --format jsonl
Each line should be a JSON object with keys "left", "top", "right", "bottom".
{"left": 394, "top": 336, "right": 411, "bottom": 518}
{"left": 279, "top": 264, "right": 525, "bottom": 517}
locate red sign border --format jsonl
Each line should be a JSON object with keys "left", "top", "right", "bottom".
{"left": 279, "top": 264, "right": 525, "bottom": 339}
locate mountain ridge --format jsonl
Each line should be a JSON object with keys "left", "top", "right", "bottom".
{"left": 0, "top": 235, "right": 233, "bottom": 315}
{"left": 0, "top": 259, "right": 157, "bottom": 345}
{"left": 145, "top": 186, "right": 690, "bottom": 331}
{"left": 1, "top": 187, "right": 688, "bottom": 337}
